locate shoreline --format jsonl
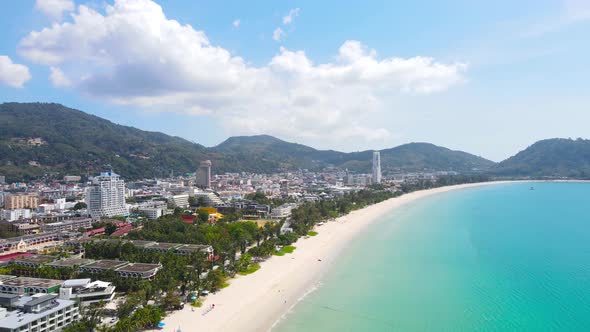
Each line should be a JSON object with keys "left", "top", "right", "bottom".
{"left": 148, "top": 181, "right": 513, "bottom": 332}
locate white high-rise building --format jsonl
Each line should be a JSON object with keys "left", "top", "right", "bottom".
{"left": 372, "top": 151, "right": 382, "bottom": 184}
{"left": 86, "top": 171, "right": 128, "bottom": 219}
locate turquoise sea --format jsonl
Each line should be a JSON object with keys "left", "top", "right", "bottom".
{"left": 274, "top": 182, "right": 590, "bottom": 331}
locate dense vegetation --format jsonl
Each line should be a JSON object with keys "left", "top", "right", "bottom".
{"left": 213, "top": 135, "right": 495, "bottom": 174}
{"left": 0, "top": 102, "right": 208, "bottom": 181}
{"left": 0, "top": 102, "right": 494, "bottom": 181}
{"left": 399, "top": 174, "right": 492, "bottom": 192}
{"left": 494, "top": 138, "right": 590, "bottom": 178}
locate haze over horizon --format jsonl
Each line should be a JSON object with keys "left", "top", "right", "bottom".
{"left": 1, "top": 0, "right": 589, "bottom": 162}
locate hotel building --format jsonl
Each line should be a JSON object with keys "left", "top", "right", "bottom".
{"left": 86, "top": 171, "right": 128, "bottom": 219}
{"left": 0, "top": 293, "right": 79, "bottom": 332}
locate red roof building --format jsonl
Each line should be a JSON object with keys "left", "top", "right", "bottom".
{"left": 180, "top": 215, "right": 195, "bottom": 224}
{"left": 85, "top": 227, "right": 105, "bottom": 236}
{"left": 0, "top": 252, "right": 33, "bottom": 262}
{"left": 111, "top": 224, "right": 133, "bottom": 237}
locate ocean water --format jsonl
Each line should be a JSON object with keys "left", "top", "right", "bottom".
{"left": 274, "top": 182, "right": 590, "bottom": 331}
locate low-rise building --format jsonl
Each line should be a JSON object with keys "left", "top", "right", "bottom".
{"left": 0, "top": 293, "right": 79, "bottom": 332}
{"left": 0, "top": 233, "right": 60, "bottom": 253}
{"left": 138, "top": 207, "right": 167, "bottom": 220}
{"left": 78, "top": 260, "right": 128, "bottom": 275}
{"left": 40, "top": 218, "right": 92, "bottom": 233}
{"left": 0, "top": 277, "right": 62, "bottom": 295}
{"left": 59, "top": 279, "right": 115, "bottom": 304}
{"left": 1, "top": 209, "right": 31, "bottom": 222}
{"left": 142, "top": 242, "right": 181, "bottom": 254}
{"left": 115, "top": 263, "right": 161, "bottom": 280}
{"left": 46, "top": 258, "right": 94, "bottom": 270}
{"left": 0, "top": 276, "right": 16, "bottom": 283}
{"left": 63, "top": 176, "right": 81, "bottom": 182}
{"left": 174, "top": 244, "right": 214, "bottom": 259}
{"left": 168, "top": 194, "right": 190, "bottom": 208}
{"left": 271, "top": 203, "right": 298, "bottom": 219}
{"left": 0, "top": 222, "right": 39, "bottom": 235}
{"left": 194, "top": 192, "right": 223, "bottom": 206}
{"left": 10, "top": 255, "right": 56, "bottom": 268}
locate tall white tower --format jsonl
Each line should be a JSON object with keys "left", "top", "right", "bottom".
{"left": 372, "top": 151, "right": 382, "bottom": 184}
{"left": 86, "top": 170, "right": 128, "bottom": 219}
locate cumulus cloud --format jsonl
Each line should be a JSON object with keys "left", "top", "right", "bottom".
{"left": 0, "top": 55, "right": 32, "bottom": 88}
{"left": 49, "top": 66, "right": 72, "bottom": 87}
{"left": 283, "top": 8, "right": 300, "bottom": 25}
{"left": 232, "top": 19, "right": 240, "bottom": 28}
{"left": 272, "top": 27, "right": 286, "bottom": 41}
{"left": 18, "top": 0, "right": 466, "bottom": 148}
{"left": 35, "top": 0, "right": 75, "bottom": 21}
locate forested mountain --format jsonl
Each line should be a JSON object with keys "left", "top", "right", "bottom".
{"left": 494, "top": 138, "right": 590, "bottom": 178}
{"left": 212, "top": 135, "right": 494, "bottom": 174}
{"left": 0, "top": 103, "right": 208, "bottom": 180}
{"left": 1, "top": 102, "right": 494, "bottom": 181}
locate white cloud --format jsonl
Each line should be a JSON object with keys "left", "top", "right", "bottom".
{"left": 272, "top": 27, "right": 286, "bottom": 41}
{"left": 0, "top": 55, "right": 32, "bottom": 88}
{"left": 35, "top": 0, "right": 75, "bottom": 21}
{"left": 282, "top": 8, "right": 300, "bottom": 25}
{"left": 18, "top": 0, "right": 466, "bottom": 148}
{"left": 232, "top": 19, "right": 240, "bottom": 28}
{"left": 49, "top": 66, "right": 72, "bottom": 87}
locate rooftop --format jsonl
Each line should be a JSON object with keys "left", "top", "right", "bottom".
{"left": 0, "top": 275, "right": 17, "bottom": 283}
{"left": 116, "top": 263, "right": 161, "bottom": 273}
{"left": 2, "top": 277, "right": 62, "bottom": 289}
{"left": 129, "top": 240, "right": 155, "bottom": 248}
{"left": 81, "top": 260, "right": 128, "bottom": 270}
{"left": 46, "top": 258, "right": 94, "bottom": 268}
{"left": 23, "top": 294, "right": 56, "bottom": 307}
{"left": 0, "top": 252, "right": 33, "bottom": 262}
{"left": 176, "top": 244, "right": 212, "bottom": 252}
{"left": 0, "top": 296, "right": 76, "bottom": 329}
{"left": 144, "top": 242, "right": 181, "bottom": 251}
{"left": 11, "top": 255, "right": 56, "bottom": 265}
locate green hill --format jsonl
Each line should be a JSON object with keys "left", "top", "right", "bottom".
{"left": 495, "top": 138, "right": 590, "bottom": 178}
{"left": 0, "top": 102, "right": 495, "bottom": 181}
{"left": 213, "top": 136, "right": 495, "bottom": 174}
{"left": 0, "top": 102, "right": 208, "bottom": 180}
{"left": 212, "top": 135, "right": 344, "bottom": 172}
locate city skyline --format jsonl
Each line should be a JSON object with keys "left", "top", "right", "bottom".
{"left": 1, "top": 0, "right": 590, "bottom": 162}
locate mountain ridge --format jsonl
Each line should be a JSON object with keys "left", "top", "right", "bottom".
{"left": 495, "top": 138, "right": 590, "bottom": 178}
{"left": 5, "top": 102, "right": 579, "bottom": 182}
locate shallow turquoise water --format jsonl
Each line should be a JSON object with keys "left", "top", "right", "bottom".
{"left": 274, "top": 182, "right": 590, "bottom": 331}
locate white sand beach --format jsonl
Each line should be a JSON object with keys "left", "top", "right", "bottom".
{"left": 148, "top": 182, "right": 507, "bottom": 332}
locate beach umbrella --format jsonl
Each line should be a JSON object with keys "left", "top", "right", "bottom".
{"left": 157, "top": 322, "right": 166, "bottom": 327}
{"left": 190, "top": 295, "right": 197, "bottom": 301}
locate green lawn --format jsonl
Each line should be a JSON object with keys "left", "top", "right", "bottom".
{"left": 238, "top": 263, "right": 261, "bottom": 276}
{"left": 307, "top": 231, "right": 318, "bottom": 236}
{"left": 274, "top": 245, "right": 297, "bottom": 256}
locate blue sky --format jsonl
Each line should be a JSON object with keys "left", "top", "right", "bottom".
{"left": 1, "top": 0, "right": 589, "bottom": 161}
